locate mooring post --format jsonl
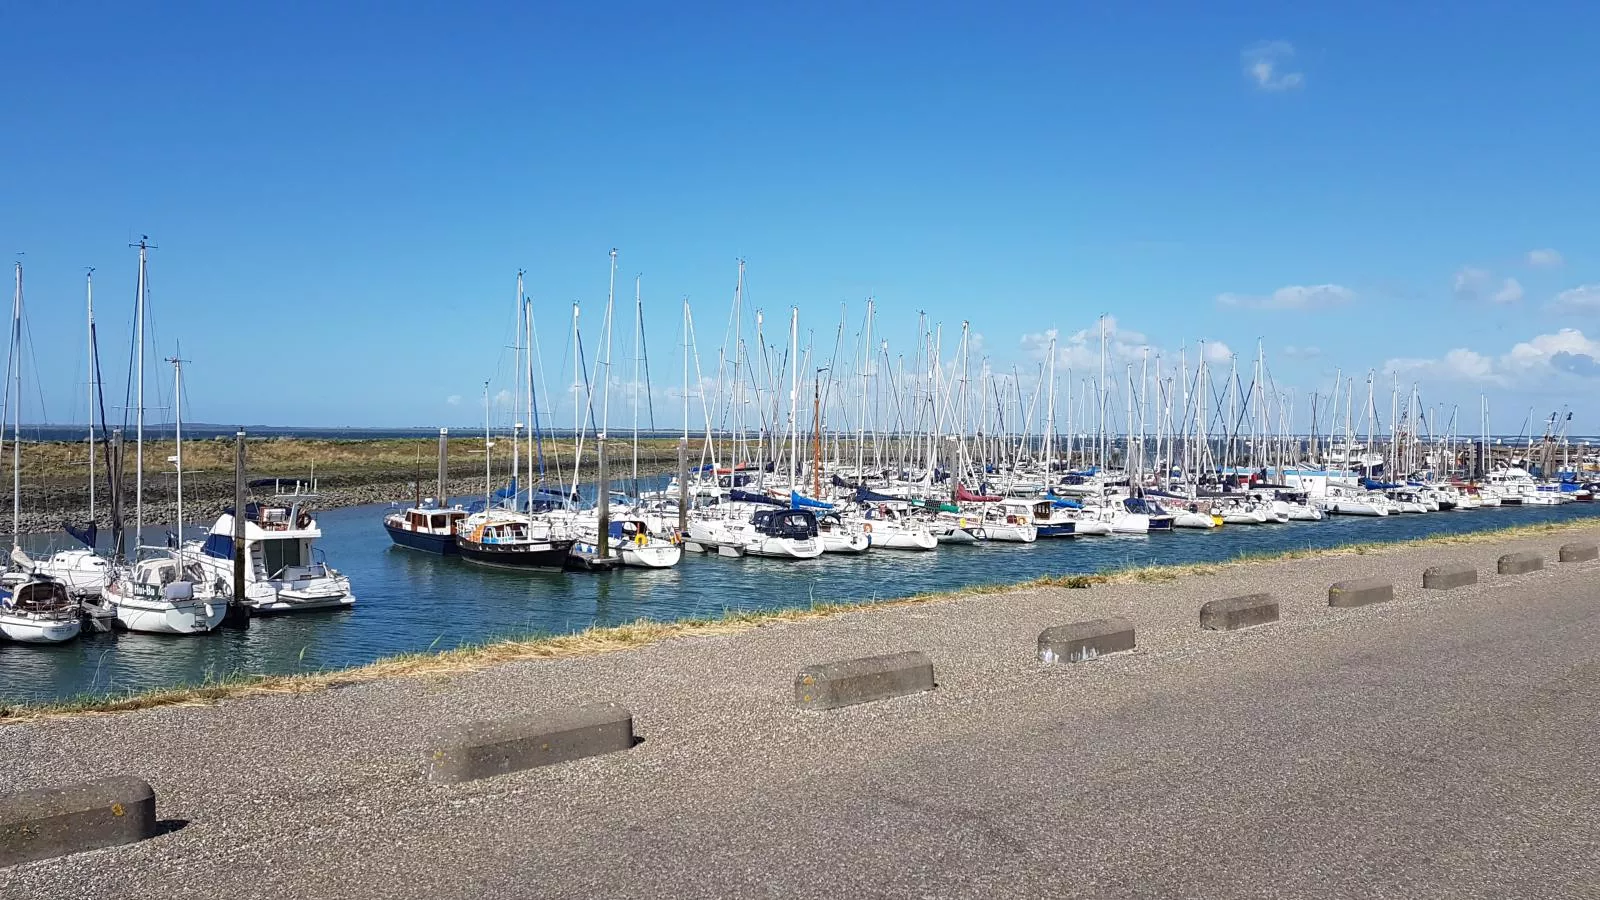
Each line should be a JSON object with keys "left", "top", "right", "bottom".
{"left": 224, "top": 429, "right": 250, "bottom": 628}
{"left": 677, "top": 437, "right": 688, "bottom": 537}
{"left": 596, "top": 433, "right": 610, "bottom": 558}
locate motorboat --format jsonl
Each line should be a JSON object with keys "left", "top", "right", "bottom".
{"left": 813, "top": 513, "right": 872, "bottom": 554}
{"left": 8, "top": 548, "right": 111, "bottom": 598}
{"left": 384, "top": 499, "right": 468, "bottom": 554}
{"left": 188, "top": 487, "right": 356, "bottom": 612}
{"left": 455, "top": 508, "right": 577, "bottom": 571}
{"left": 686, "top": 504, "right": 824, "bottom": 559}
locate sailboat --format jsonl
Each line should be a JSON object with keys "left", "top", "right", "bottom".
{"left": 105, "top": 352, "right": 227, "bottom": 634}
{"left": 0, "top": 262, "right": 81, "bottom": 643}
{"left": 14, "top": 271, "right": 112, "bottom": 598}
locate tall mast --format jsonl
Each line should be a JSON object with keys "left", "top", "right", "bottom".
{"left": 482, "top": 381, "right": 491, "bottom": 508}
{"left": 787, "top": 306, "right": 799, "bottom": 488}
{"left": 512, "top": 270, "right": 523, "bottom": 503}
{"left": 133, "top": 236, "right": 149, "bottom": 552}
{"left": 11, "top": 262, "right": 22, "bottom": 548}
{"left": 1097, "top": 315, "right": 1107, "bottom": 470}
{"left": 632, "top": 273, "right": 642, "bottom": 489}
{"left": 86, "top": 269, "right": 96, "bottom": 527}
{"left": 169, "top": 352, "right": 185, "bottom": 566}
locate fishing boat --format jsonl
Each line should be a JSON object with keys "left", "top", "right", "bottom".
{"left": 188, "top": 482, "right": 355, "bottom": 612}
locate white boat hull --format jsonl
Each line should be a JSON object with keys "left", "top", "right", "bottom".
{"left": 114, "top": 596, "right": 226, "bottom": 635}
{"left": 1172, "top": 512, "right": 1217, "bottom": 529}
{"left": 618, "top": 543, "right": 682, "bottom": 568}
{"left": 979, "top": 522, "right": 1038, "bottom": 542}
{"left": 0, "top": 613, "right": 81, "bottom": 643}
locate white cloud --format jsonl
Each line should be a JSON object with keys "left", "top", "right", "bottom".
{"left": 1493, "top": 278, "right": 1524, "bottom": 304}
{"left": 1283, "top": 345, "right": 1322, "bottom": 359}
{"left": 1527, "top": 248, "right": 1563, "bottom": 267}
{"left": 446, "top": 394, "right": 462, "bottom": 406}
{"left": 1454, "top": 267, "right": 1522, "bottom": 304}
{"left": 1383, "top": 328, "right": 1600, "bottom": 390}
{"left": 1201, "top": 341, "right": 1233, "bottom": 364}
{"left": 1216, "top": 284, "right": 1354, "bottom": 310}
{"left": 1242, "top": 41, "right": 1304, "bottom": 91}
{"left": 1551, "top": 284, "right": 1600, "bottom": 314}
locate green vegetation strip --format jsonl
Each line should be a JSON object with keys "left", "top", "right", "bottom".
{"left": 3, "top": 519, "right": 1592, "bottom": 724}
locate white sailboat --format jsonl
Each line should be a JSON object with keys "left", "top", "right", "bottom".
{"left": 106, "top": 350, "right": 226, "bottom": 634}
{"left": 0, "top": 262, "right": 81, "bottom": 644}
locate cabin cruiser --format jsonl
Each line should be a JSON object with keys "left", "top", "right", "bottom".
{"left": 0, "top": 575, "right": 82, "bottom": 643}
{"left": 384, "top": 498, "right": 469, "bottom": 554}
{"left": 188, "top": 490, "right": 355, "bottom": 613}
{"left": 686, "top": 504, "right": 824, "bottom": 559}
{"left": 1169, "top": 499, "right": 1220, "bottom": 529}
{"left": 104, "top": 551, "right": 227, "bottom": 635}
{"left": 455, "top": 508, "right": 577, "bottom": 571}
{"left": 1384, "top": 489, "right": 1428, "bottom": 514}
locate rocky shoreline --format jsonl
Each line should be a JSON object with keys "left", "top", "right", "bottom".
{"left": 9, "top": 466, "right": 674, "bottom": 537}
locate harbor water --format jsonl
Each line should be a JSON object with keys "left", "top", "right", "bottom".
{"left": 4, "top": 492, "right": 1599, "bottom": 704}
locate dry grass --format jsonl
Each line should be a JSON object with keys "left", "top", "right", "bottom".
{"left": 9, "top": 436, "right": 687, "bottom": 481}
{"left": 4, "top": 516, "right": 1596, "bottom": 724}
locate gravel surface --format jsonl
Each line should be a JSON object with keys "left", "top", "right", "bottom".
{"left": 2, "top": 529, "right": 1599, "bottom": 898}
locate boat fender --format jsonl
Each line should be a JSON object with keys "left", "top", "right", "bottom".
{"left": 297, "top": 511, "right": 312, "bottom": 529}
{"left": 862, "top": 523, "right": 873, "bottom": 534}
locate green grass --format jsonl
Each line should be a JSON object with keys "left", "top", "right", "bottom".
{"left": 3, "top": 517, "right": 1594, "bottom": 724}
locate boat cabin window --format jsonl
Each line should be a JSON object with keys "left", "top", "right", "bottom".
{"left": 409, "top": 512, "right": 428, "bottom": 528}
{"left": 261, "top": 538, "right": 309, "bottom": 576}
{"left": 430, "top": 514, "right": 449, "bottom": 529}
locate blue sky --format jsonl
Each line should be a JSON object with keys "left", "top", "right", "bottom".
{"left": 3, "top": 2, "right": 1597, "bottom": 434}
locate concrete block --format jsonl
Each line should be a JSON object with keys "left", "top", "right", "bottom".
{"left": 1498, "top": 552, "right": 1544, "bottom": 576}
{"left": 423, "top": 702, "right": 635, "bottom": 783}
{"left": 795, "top": 650, "right": 935, "bottom": 711}
{"left": 1199, "top": 594, "right": 1280, "bottom": 631}
{"left": 1038, "top": 617, "right": 1136, "bottom": 663}
{"left": 1328, "top": 577, "right": 1393, "bottom": 608}
{"left": 0, "top": 776, "right": 157, "bottom": 866}
{"left": 1560, "top": 542, "right": 1599, "bottom": 563}
{"left": 1422, "top": 563, "right": 1477, "bottom": 590}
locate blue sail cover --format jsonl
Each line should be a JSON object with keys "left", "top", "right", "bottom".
{"left": 729, "top": 489, "right": 784, "bottom": 506}
{"left": 63, "top": 521, "right": 97, "bottom": 549}
{"left": 854, "top": 486, "right": 900, "bottom": 503}
{"left": 1361, "top": 478, "right": 1400, "bottom": 490}
{"left": 493, "top": 478, "right": 519, "bottom": 500}
{"left": 201, "top": 532, "right": 234, "bottom": 560}
{"left": 790, "top": 491, "right": 833, "bottom": 510}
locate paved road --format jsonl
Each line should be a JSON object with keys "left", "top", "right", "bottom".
{"left": 4, "top": 530, "right": 1599, "bottom": 898}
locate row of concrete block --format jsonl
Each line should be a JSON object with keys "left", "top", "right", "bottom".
{"left": 4, "top": 540, "right": 1593, "bottom": 867}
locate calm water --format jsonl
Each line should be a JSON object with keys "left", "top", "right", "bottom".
{"left": 4, "top": 493, "right": 1599, "bottom": 704}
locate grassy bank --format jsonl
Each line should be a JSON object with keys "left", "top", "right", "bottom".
{"left": 3, "top": 518, "right": 1595, "bottom": 724}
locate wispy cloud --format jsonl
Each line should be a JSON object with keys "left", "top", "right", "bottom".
{"left": 1283, "top": 345, "right": 1322, "bottom": 359}
{"left": 1216, "top": 284, "right": 1353, "bottom": 310}
{"left": 446, "top": 394, "right": 462, "bottom": 406}
{"left": 1493, "top": 278, "right": 1524, "bottom": 305}
{"left": 1455, "top": 267, "right": 1523, "bottom": 304}
{"left": 1242, "top": 41, "right": 1304, "bottom": 92}
{"left": 1551, "top": 284, "right": 1600, "bottom": 314}
{"left": 1527, "top": 248, "right": 1564, "bottom": 267}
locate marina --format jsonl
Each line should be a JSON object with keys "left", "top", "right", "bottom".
{"left": 2, "top": 488, "right": 1597, "bottom": 705}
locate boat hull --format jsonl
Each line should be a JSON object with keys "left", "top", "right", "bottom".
{"left": 458, "top": 538, "right": 575, "bottom": 571}
{"left": 114, "top": 596, "right": 226, "bottom": 635}
{"left": 384, "top": 523, "right": 459, "bottom": 555}
{"left": 0, "top": 613, "right": 81, "bottom": 643}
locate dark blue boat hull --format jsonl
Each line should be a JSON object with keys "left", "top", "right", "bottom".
{"left": 385, "top": 523, "right": 460, "bottom": 555}
{"left": 1037, "top": 523, "right": 1076, "bottom": 538}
